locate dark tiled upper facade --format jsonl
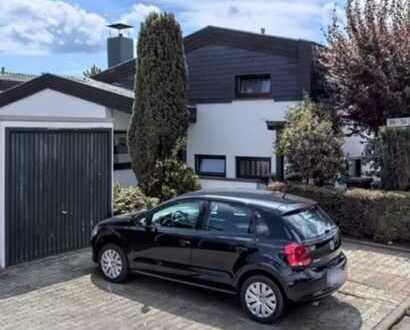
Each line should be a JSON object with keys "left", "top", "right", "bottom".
{"left": 93, "top": 26, "right": 320, "bottom": 104}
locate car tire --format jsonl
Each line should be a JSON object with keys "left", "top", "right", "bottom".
{"left": 98, "top": 243, "right": 129, "bottom": 283}
{"left": 240, "top": 275, "right": 285, "bottom": 324}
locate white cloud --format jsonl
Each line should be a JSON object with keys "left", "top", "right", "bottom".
{"left": 0, "top": 0, "right": 159, "bottom": 55}
{"left": 120, "top": 3, "right": 160, "bottom": 34}
{"left": 151, "top": 0, "right": 341, "bottom": 42}
{"left": 0, "top": 0, "right": 108, "bottom": 55}
{"left": 0, "top": 0, "right": 345, "bottom": 56}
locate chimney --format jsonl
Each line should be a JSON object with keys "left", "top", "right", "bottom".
{"left": 107, "top": 23, "right": 134, "bottom": 68}
{"left": 261, "top": 28, "right": 266, "bottom": 35}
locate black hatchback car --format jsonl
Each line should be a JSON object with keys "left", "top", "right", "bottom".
{"left": 91, "top": 189, "right": 347, "bottom": 323}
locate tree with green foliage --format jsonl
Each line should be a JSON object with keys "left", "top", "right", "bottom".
{"left": 278, "top": 98, "right": 344, "bottom": 185}
{"left": 319, "top": 0, "right": 410, "bottom": 135}
{"left": 83, "top": 64, "right": 102, "bottom": 77}
{"left": 128, "top": 12, "right": 197, "bottom": 198}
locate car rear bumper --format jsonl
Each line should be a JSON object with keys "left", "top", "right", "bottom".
{"left": 284, "top": 252, "right": 347, "bottom": 302}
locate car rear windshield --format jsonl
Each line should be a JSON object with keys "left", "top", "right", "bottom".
{"left": 283, "top": 207, "right": 336, "bottom": 241}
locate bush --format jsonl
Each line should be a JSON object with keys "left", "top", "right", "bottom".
{"left": 113, "top": 184, "right": 158, "bottom": 215}
{"left": 278, "top": 97, "right": 344, "bottom": 185}
{"left": 149, "top": 158, "right": 201, "bottom": 202}
{"left": 268, "top": 182, "right": 410, "bottom": 244}
{"left": 363, "top": 136, "right": 383, "bottom": 177}
{"left": 380, "top": 127, "right": 410, "bottom": 191}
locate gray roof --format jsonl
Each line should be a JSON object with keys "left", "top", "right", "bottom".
{"left": 0, "top": 73, "right": 134, "bottom": 112}
{"left": 60, "top": 75, "right": 134, "bottom": 99}
{"left": 0, "top": 72, "right": 37, "bottom": 83}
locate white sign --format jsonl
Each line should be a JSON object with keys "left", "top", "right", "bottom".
{"left": 387, "top": 117, "right": 410, "bottom": 128}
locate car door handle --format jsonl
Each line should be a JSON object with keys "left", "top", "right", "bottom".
{"left": 179, "top": 239, "right": 192, "bottom": 247}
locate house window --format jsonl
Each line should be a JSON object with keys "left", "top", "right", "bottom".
{"left": 236, "top": 157, "right": 271, "bottom": 179}
{"left": 114, "top": 131, "right": 131, "bottom": 170}
{"left": 195, "top": 155, "right": 226, "bottom": 177}
{"left": 237, "top": 75, "right": 271, "bottom": 98}
{"left": 348, "top": 158, "right": 362, "bottom": 177}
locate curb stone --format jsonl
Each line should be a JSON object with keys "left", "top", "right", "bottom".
{"left": 343, "top": 237, "right": 410, "bottom": 254}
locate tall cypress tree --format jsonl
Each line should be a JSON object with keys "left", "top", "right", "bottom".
{"left": 128, "top": 12, "right": 189, "bottom": 195}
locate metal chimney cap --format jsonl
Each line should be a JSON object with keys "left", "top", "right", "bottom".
{"left": 107, "top": 23, "right": 134, "bottom": 30}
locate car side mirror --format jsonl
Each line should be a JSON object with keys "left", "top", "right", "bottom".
{"left": 145, "top": 223, "right": 158, "bottom": 233}
{"left": 142, "top": 217, "right": 158, "bottom": 232}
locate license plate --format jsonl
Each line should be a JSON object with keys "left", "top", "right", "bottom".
{"left": 327, "top": 268, "right": 347, "bottom": 287}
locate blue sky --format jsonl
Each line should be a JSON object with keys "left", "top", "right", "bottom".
{"left": 0, "top": 0, "right": 346, "bottom": 76}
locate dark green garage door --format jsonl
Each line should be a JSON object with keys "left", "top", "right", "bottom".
{"left": 5, "top": 128, "right": 112, "bottom": 266}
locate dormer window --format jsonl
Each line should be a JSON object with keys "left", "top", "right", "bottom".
{"left": 237, "top": 74, "right": 271, "bottom": 98}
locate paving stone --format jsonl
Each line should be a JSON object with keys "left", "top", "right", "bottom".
{"left": 392, "top": 316, "right": 410, "bottom": 330}
{"left": 0, "top": 241, "right": 409, "bottom": 329}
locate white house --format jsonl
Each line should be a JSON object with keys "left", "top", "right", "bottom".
{"left": 0, "top": 26, "right": 366, "bottom": 189}
{"left": 92, "top": 26, "right": 366, "bottom": 186}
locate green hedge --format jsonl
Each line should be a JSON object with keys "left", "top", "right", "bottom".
{"left": 268, "top": 183, "right": 410, "bottom": 244}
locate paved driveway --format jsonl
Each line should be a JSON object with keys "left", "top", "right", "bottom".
{"left": 0, "top": 241, "right": 409, "bottom": 330}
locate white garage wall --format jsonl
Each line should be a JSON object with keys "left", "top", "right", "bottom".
{"left": 114, "top": 169, "right": 137, "bottom": 187}
{"left": 0, "top": 89, "right": 107, "bottom": 118}
{"left": 106, "top": 109, "right": 137, "bottom": 187}
{"left": 187, "top": 100, "right": 296, "bottom": 178}
{"left": 109, "top": 109, "right": 131, "bottom": 131}
{"left": 0, "top": 120, "right": 113, "bottom": 268}
{"left": 200, "top": 178, "right": 265, "bottom": 190}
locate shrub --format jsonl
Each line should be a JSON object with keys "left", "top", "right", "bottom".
{"left": 363, "top": 136, "right": 383, "bottom": 177}
{"left": 149, "top": 158, "right": 201, "bottom": 202}
{"left": 113, "top": 184, "right": 158, "bottom": 215}
{"left": 380, "top": 127, "right": 410, "bottom": 191}
{"left": 278, "top": 97, "right": 344, "bottom": 185}
{"left": 268, "top": 182, "right": 410, "bottom": 244}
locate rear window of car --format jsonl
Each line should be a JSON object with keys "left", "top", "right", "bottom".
{"left": 283, "top": 207, "right": 336, "bottom": 240}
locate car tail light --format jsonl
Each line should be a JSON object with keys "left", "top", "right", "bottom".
{"left": 284, "top": 243, "right": 312, "bottom": 267}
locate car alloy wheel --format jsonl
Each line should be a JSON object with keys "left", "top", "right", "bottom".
{"left": 240, "top": 275, "right": 285, "bottom": 323}
{"left": 245, "top": 282, "right": 277, "bottom": 318}
{"left": 100, "top": 248, "right": 123, "bottom": 280}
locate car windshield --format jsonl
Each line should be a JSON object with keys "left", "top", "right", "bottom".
{"left": 283, "top": 207, "right": 335, "bottom": 240}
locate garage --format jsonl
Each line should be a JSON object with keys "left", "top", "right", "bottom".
{"left": 5, "top": 127, "right": 112, "bottom": 265}
{"left": 0, "top": 74, "right": 134, "bottom": 267}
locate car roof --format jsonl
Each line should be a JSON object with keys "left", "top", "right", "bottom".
{"left": 178, "top": 189, "right": 316, "bottom": 215}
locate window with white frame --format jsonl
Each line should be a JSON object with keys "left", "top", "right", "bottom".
{"left": 195, "top": 155, "right": 226, "bottom": 177}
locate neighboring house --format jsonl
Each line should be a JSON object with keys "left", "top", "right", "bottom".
{"left": 93, "top": 26, "right": 366, "bottom": 186}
